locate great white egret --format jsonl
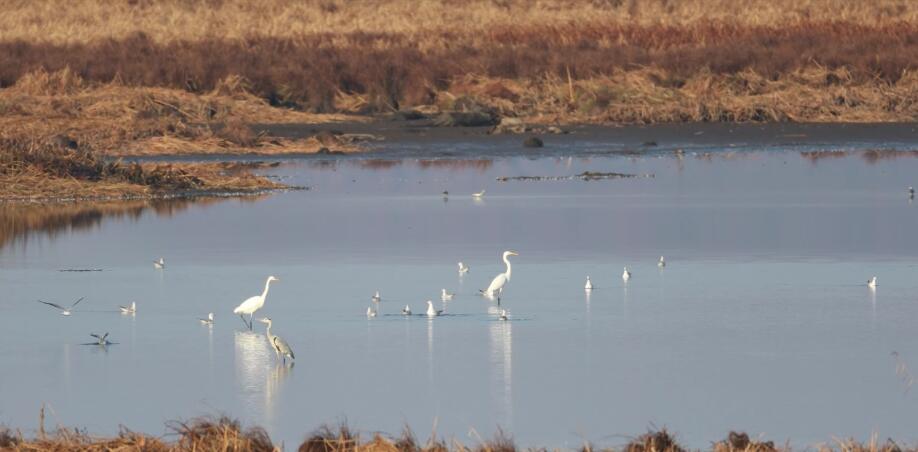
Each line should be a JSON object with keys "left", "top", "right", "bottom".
{"left": 367, "top": 306, "right": 377, "bottom": 318}
{"left": 199, "top": 312, "right": 214, "bottom": 325}
{"left": 426, "top": 300, "right": 443, "bottom": 317}
{"left": 473, "top": 190, "right": 486, "bottom": 198}
{"left": 499, "top": 309, "right": 509, "bottom": 321}
{"left": 622, "top": 267, "right": 631, "bottom": 282}
{"left": 154, "top": 258, "right": 165, "bottom": 269}
{"left": 372, "top": 291, "right": 381, "bottom": 303}
{"left": 458, "top": 262, "right": 469, "bottom": 273}
{"left": 37, "top": 297, "right": 84, "bottom": 316}
{"left": 233, "top": 276, "right": 279, "bottom": 329}
{"left": 402, "top": 305, "right": 412, "bottom": 315}
{"left": 119, "top": 301, "right": 136, "bottom": 314}
{"left": 481, "top": 251, "right": 518, "bottom": 302}
{"left": 658, "top": 256, "right": 666, "bottom": 267}
{"left": 259, "top": 317, "right": 294, "bottom": 363}
{"left": 441, "top": 289, "right": 454, "bottom": 301}
{"left": 868, "top": 276, "right": 878, "bottom": 289}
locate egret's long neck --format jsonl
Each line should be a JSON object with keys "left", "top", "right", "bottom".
{"left": 504, "top": 254, "right": 512, "bottom": 280}
{"left": 262, "top": 279, "right": 272, "bottom": 299}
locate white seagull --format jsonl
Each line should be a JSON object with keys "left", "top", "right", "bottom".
{"left": 499, "top": 309, "right": 509, "bottom": 321}
{"left": 37, "top": 297, "right": 84, "bottom": 316}
{"left": 426, "top": 300, "right": 443, "bottom": 317}
{"left": 153, "top": 258, "right": 165, "bottom": 269}
{"left": 481, "top": 250, "right": 519, "bottom": 303}
{"left": 622, "top": 267, "right": 631, "bottom": 282}
{"left": 441, "top": 289, "right": 454, "bottom": 301}
{"left": 233, "top": 276, "right": 279, "bottom": 330}
{"left": 658, "top": 256, "right": 666, "bottom": 267}
{"left": 83, "top": 333, "right": 116, "bottom": 346}
{"left": 367, "top": 306, "right": 377, "bottom": 318}
{"left": 372, "top": 291, "right": 381, "bottom": 303}
{"left": 199, "top": 312, "right": 215, "bottom": 325}
{"left": 472, "top": 190, "right": 486, "bottom": 198}
{"left": 119, "top": 301, "right": 136, "bottom": 314}
{"left": 402, "top": 305, "right": 412, "bottom": 315}
{"left": 585, "top": 276, "right": 593, "bottom": 291}
{"left": 868, "top": 276, "right": 878, "bottom": 289}
{"left": 458, "top": 262, "right": 470, "bottom": 273}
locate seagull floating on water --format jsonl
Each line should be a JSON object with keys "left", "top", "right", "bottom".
{"left": 199, "top": 312, "right": 214, "bottom": 325}
{"left": 367, "top": 306, "right": 377, "bottom": 318}
{"left": 119, "top": 301, "right": 136, "bottom": 314}
{"left": 585, "top": 276, "right": 593, "bottom": 291}
{"left": 472, "top": 190, "right": 486, "bottom": 198}
{"left": 153, "top": 258, "right": 165, "bottom": 269}
{"left": 458, "top": 262, "right": 469, "bottom": 273}
{"left": 441, "top": 289, "right": 454, "bottom": 301}
{"left": 868, "top": 276, "right": 878, "bottom": 289}
{"left": 499, "top": 309, "right": 509, "bottom": 321}
{"left": 658, "top": 256, "right": 666, "bottom": 267}
{"left": 426, "top": 300, "right": 443, "bottom": 317}
{"left": 372, "top": 291, "right": 381, "bottom": 303}
{"left": 622, "top": 267, "right": 631, "bottom": 282}
{"left": 259, "top": 317, "right": 294, "bottom": 363}
{"left": 37, "top": 297, "right": 84, "bottom": 316}
{"left": 402, "top": 305, "right": 412, "bottom": 315}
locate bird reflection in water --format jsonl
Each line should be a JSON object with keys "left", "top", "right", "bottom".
{"left": 488, "top": 306, "right": 513, "bottom": 429}
{"left": 234, "top": 330, "right": 291, "bottom": 430}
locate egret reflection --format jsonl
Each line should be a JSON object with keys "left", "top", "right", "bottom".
{"left": 488, "top": 306, "right": 513, "bottom": 428}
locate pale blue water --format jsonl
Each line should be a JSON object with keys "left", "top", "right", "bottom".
{"left": 2, "top": 147, "right": 918, "bottom": 449}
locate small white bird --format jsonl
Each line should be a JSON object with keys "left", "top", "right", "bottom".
{"left": 426, "top": 300, "right": 443, "bottom": 317}
{"left": 868, "top": 276, "right": 878, "bottom": 289}
{"left": 153, "top": 258, "right": 165, "bottom": 269}
{"left": 458, "top": 262, "right": 469, "bottom": 273}
{"left": 441, "top": 289, "right": 454, "bottom": 301}
{"left": 473, "top": 190, "right": 486, "bottom": 198}
{"left": 585, "top": 276, "right": 593, "bottom": 291}
{"left": 367, "top": 306, "right": 377, "bottom": 318}
{"left": 658, "top": 256, "right": 666, "bottom": 267}
{"left": 372, "top": 291, "right": 381, "bottom": 303}
{"left": 119, "top": 301, "right": 136, "bottom": 314}
{"left": 622, "top": 267, "right": 631, "bottom": 282}
{"left": 499, "top": 309, "right": 509, "bottom": 321}
{"left": 199, "top": 312, "right": 214, "bottom": 325}
{"left": 85, "top": 332, "right": 115, "bottom": 346}
{"left": 402, "top": 305, "right": 412, "bottom": 315}
{"left": 37, "top": 297, "right": 84, "bottom": 316}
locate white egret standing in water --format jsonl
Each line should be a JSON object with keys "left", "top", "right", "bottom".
{"left": 622, "top": 267, "right": 631, "bottom": 282}
{"left": 37, "top": 297, "right": 84, "bottom": 316}
{"left": 426, "top": 300, "right": 443, "bottom": 317}
{"left": 482, "top": 251, "right": 519, "bottom": 303}
{"left": 153, "top": 258, "right": 165, "bottom": 269}
{"left": 585, "top": 276, "right": 593, "bottom": 291}
{"left": 868, "top": 276, "right": 878, "bottom": 289}
{"left": 119, "top": 301, "right": 136, "bottom": 314}
{"left": 441, "top": 289, "right": 454, "bottom": 301}
{"left": 199, "top": 312, "right": 215, "bottom": 325}
{"left": 233, "top": 276, "right": 279, "bottom": 329}
{"left": 259, "top": 317, "right": 294, "bottom": 363}
{"left": 458, "top": 262, "right": 469, "bottom": 273}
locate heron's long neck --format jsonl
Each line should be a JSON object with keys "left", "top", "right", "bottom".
{"left": 504, "top": 255, "right": 512, "bottom": 280}
{"left": 265, "top": 322, "right": 273, "bottom": 339}
{"left": 262, "top": 279, "right": 272, "bottom": 299}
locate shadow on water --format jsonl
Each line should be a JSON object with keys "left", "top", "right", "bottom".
{"left": 0, "top": 196, "right": 265, "bottom": 251}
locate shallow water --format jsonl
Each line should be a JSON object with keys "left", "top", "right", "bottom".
{"left": 2, "top": 144, "right": 918, "bottom": 449}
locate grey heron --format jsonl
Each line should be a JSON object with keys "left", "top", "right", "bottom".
{"left": 259, "top": 317, "right": 294, "bottom": 363}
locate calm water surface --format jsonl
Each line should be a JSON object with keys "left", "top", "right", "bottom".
{"left": 2, "top": 145, "right": 918, "bottom": 449}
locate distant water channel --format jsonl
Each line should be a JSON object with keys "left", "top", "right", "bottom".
{"left": 2, "top": 135, "right": 918, "bottom": 449}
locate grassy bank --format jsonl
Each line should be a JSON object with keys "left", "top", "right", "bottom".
{"left": 0, "top": 417, "right": 910, "bottom": 452}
